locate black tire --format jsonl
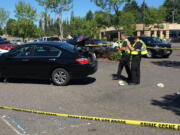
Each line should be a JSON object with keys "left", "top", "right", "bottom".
{"left": 163, "top": 55, "right": 170, "bottom": 58}
{"left": 52, "top": 68, "right": 70, "bottom": 86}
{"left": 146, "top": 50, "right": 153, "bottom": 58}
{"left": 0, "top": 73, "right": 3, "bottom": 82}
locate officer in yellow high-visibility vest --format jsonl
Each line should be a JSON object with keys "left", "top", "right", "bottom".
{"left": 113, "top": 34, "right": 131, "bottom": 80}
{"left": 127, "top": 37, "right": 147, "bottom": 85}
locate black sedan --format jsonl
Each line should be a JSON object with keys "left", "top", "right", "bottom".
{"left": 0, "top": 42, "right": 97, "bottom": 86}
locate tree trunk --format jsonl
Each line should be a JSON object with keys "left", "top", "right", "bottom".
{"left": 58, "top": 13, "right": 63, "bottom": 40}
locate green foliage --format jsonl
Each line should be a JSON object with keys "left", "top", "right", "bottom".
{"left": 36, "top": 0, "right": 73, "bottom": 39}
{"left": 144, "top": 7, "right": 167, "bottom": 25}
{"left": 8, "top": 18, "right": 41, "bottom": 41}
{"left": 36, "top": 0, "right": 73, "bottom": 13}
{"left": 123, "top": 0, "right": 141, "bottom": 23}
{"left": 116, "top": 11, "right": 136, "bottom": 35}
{"left": 91, "top": 0, "right": 130, "bottom": 15}
{"left": 95, "top": 11, "right": 113, "bottom": 27}
{"left": 15, "top": 0, "right": 37, "bottom": 21}
{"left": 0, "top": 28, "right": 3, "bottom": 35}
{"left": 0, "top": 8, "right": 9, "bottom": 28}
{"left": 163, "top": 0, "right": 180, "bottom": 23}
{"left": 6, "top": 19, "right": 17, "bottom": 36}
{"left": 108, "top": 51, "right": 122, "bottom": 61}
{"left": 86, "top": 10, "right": 94, "bottom": 21}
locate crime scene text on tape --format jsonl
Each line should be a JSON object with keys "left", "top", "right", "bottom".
{"left": 0, "top": 105, "right": 180, "bottom": 131}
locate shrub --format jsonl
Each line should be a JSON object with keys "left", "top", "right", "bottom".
{"left": 108, "top": 51, "right": 122, "bottom": 61}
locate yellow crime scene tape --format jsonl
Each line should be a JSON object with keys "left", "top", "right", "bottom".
{"left": 85, "top": 44, "right": 180, "bottom": 50}
{"left": 147, "top": 46, "right": 180, "bottom": 50}
{"left": 0, "top": 105, "right": 180, "bottom": 131}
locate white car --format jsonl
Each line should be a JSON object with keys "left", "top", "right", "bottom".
{"left": 11, "top": 40, "right": 23, "bottom": 45}
{"left": 0, "top": 49, "right": 9, "bottom": 55}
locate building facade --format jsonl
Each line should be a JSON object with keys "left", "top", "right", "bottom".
{"left": 99, "top": 23, "right": 180, "bottom": 41}
{"left": 136, "top": 23, "right": 180, "bottom": 39}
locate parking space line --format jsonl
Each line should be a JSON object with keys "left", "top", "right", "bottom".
{"left": 1, "top": 116, "right": 23, "bottom": 135}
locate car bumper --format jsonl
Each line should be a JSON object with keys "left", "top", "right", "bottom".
{"left": 152, "top": 48, "right": 172, "bottom": 56}
{"left": 70, "top": 61, "right": 98, "bottom": 79}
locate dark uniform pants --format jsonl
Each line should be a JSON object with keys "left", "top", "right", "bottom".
{"left": 131, "top": 55, "right": 141, "bottom": 84}
{"left": 117, "top": 54, "right": 131, "bottom": 79}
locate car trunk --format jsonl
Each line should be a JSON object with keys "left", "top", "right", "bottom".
{"left": 77, "top": 48, "right": 96, "bottom": 64}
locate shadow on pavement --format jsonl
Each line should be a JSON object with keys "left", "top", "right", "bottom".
{"left": 151, "top": 61, "right": 180, "bottom": 69}
{"left": 1, "top": 77, "right": 96, "bottom": 86}
{"left": 69, "top": 77, "right": 96, "bottom": 85}
{"left": 151, "top": 93, "right": 180, "bottom": 116}
{"left": 111, "top": 74, "right": 128, "bottom": 81}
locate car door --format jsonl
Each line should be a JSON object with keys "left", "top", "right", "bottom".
{"left": 2, "top": 45, "right": 34, "bottom": 78}
{"left": 27, "top": 45, "right": 62, "bottom": 79}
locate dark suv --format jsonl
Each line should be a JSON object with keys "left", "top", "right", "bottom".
{"left": 0, "top": 42, "right": 97, "bottom": 86}
{"left": 128, "top": 36, "right": 172, "bottom": 58}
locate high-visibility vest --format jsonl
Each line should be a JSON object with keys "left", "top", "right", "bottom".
{"left": 119, "top": 39, "right": 131, "bottom": 54}
{"left": 131, "top": 40, "right": 148, "bottom": 55}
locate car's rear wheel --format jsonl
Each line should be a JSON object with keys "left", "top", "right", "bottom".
{"left": 52, "top": 68, "right": 70, "bottom": 86}
{"left": 146, "top": 50, "right": 153, "bottom": 58}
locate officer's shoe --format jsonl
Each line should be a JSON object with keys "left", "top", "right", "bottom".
{"left": 112, "top": 74, "right": 119, "bottom": 80}
{"left": 128, "top": 82, "right": 139, "bottom": 85}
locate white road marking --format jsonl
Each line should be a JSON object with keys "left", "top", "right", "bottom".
{"left": 1, "top": 116, "right": 23, "bottom": 135}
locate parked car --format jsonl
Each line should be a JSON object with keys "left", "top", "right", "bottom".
{"left": 40, "top": 37, "right": 60, "bottom": 42}
{"left": 128, "top": 36, "right": 173, "bottom": 58}
{"left": 0, "top": 49, "right": 9, "bottom": 55}
{"left": 11, "top": 40, "right": 23, "bottom": 45}
{"left": 172, "top": 37, "right": 180, "bottom": 43}
{"left": 0, "top": 36, "right": 6, "bottom": 41}
{"left": 0, "top": 42, "right": 97, "bottom": 86}
{"left": 0, "top": 41, "right": 18, "bottom": 51}
{"left": 66, "top": 36, "right": 89, "bottom": 46}
{"left": 85, "top": 39, "right": 107, "bottom": 45}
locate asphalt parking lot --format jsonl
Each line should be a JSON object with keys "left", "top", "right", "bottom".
{"left": 0, "top": 43, "right": 180, "bottom": 135}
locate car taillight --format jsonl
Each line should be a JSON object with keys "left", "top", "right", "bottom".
{"left": 76, "top": 58, "right": 89, "bottom": 65}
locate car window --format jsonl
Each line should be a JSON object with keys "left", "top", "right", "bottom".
{"left": 59, "top": 42, "right": 75, "bottom": 52}
{"left": 0, "top": 41, "right": 10, "bottom": 44}
{"left": 10, "top": 46, "right": 34, "bottom": 57}
{"left": 34, "top": 45, "right": 61, "bottom": 57}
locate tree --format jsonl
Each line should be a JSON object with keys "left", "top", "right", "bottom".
{"left": 86, "top": 10, "right": 94, "bottom": 21}
{"left": 16, "top": 18, "right": 40, "bottom": 41}
{"left": 123, "top": 0, "right": 141, "bottom": 23}
{"left": 15, "top": 0, "right": 37, "bottom": 21}
{"left": 0, "top": 28, "right": 3, "bottom": 35}
{"left": 91, "top": 0, "right": 131, "bottom": 15}
{"left": 144, "top": 7, "right": 166, "bottom": 25}
{"left": 36, "top": 0, "right": 73, "bottom": 39}
{"left": 119, "top": 12, "right": 136, "bottom": 35}
{"left": 91, "top": 0, "right": 131, "bottom": 32}
{"left": 0, "top": 8, "right": 9, "bottom": 28}
{"left": 6, "top": 19, "right": 17, "bottom": 36}
{"left": 163, "top": 0, "right": 180, "bottom": 23}
{"left": 140, "top": 0, "right": 149, "bottom": 23}
{"left": 95, "top": 11, "right": 113, "bottom": 27}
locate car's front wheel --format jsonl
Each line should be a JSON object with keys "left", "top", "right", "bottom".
{"left": 163, "top": 55, "right": 170, "bottom": 58}
{"left": 52, "top": 68, "right": 70, "bottom": 86}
